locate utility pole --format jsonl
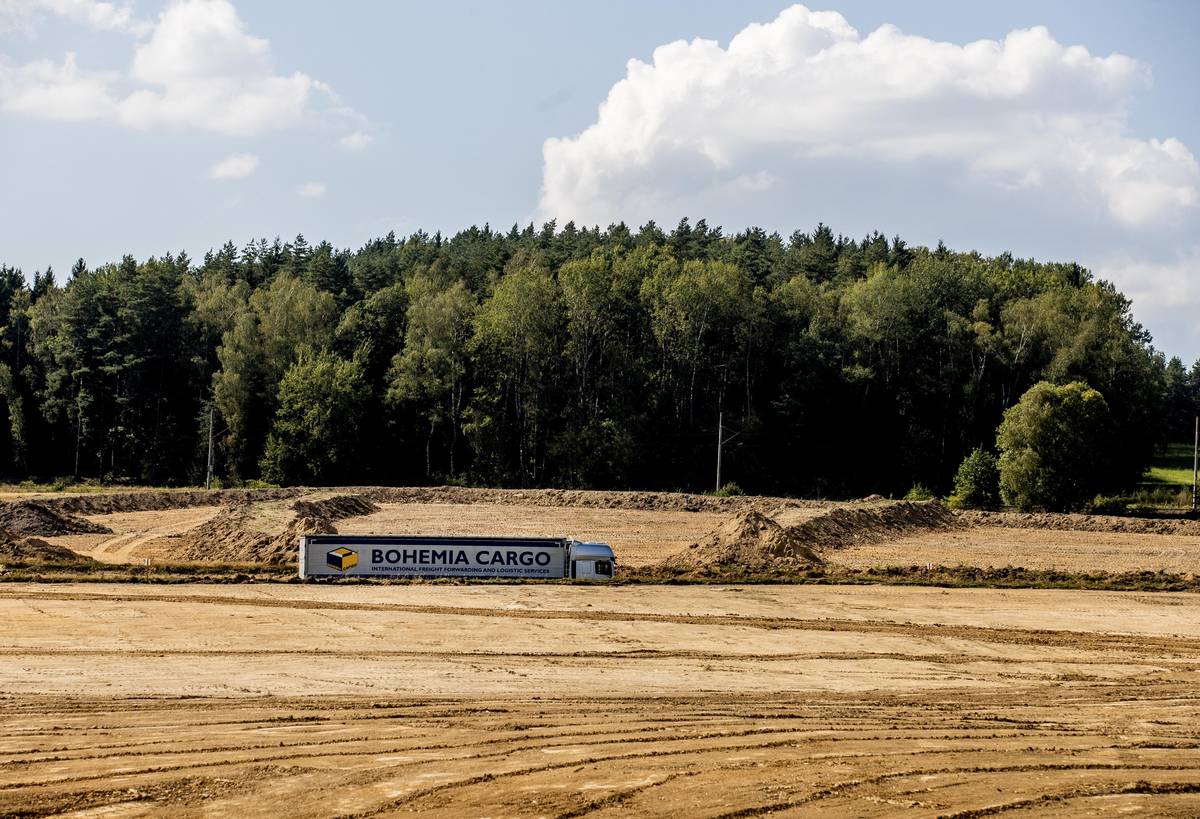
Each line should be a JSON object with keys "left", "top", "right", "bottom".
{"left": 206, "top": 407, "right": 214, "bottom": 491}
{"left": 1192, "top": 415, "right": 1198, "bottom": 514}
{"left": 715, "top": 411, "right": 723, "bottom": 493}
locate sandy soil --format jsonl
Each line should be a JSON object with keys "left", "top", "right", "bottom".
{"left": 1, "top": 583, "right": 1197, "bottom": 816}
{"left": 10, "top": 488, "right": 1195, "bottom": 574}
{"left": 337, "top": 502, "right": 729, "bottom": 566}
{"left": 49, "top": 506, "right": 222, "bottom": 563}
{"left": 836, "top": 526, "right": 1200, "bottom": 573}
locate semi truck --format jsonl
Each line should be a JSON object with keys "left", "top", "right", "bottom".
{"left": 299, "top": 534, "right": 616, "bottom": 581}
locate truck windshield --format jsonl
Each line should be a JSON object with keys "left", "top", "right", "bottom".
{"left": 594, "top": 560, "right": 612, "bottom": 577}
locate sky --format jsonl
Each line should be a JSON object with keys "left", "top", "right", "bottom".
{"left": 1, "top": 0, "right": 1199, "bottom": 359}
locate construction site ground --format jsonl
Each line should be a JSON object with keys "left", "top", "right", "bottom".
{"left": 15, "top": 487, "right": 1199, "bottom": 574}
{"left": 1, "top": 487, "right": 1198, "bottom": 816}
{"left": 1, "top": 583, "right": 1198, "bottom": 817}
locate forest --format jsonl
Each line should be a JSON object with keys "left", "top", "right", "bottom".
{"left": 0, "top": 219, "right": 1193, "bottom": 497}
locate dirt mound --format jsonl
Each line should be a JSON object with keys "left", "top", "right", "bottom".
{"left": 959, "top": 510, "right": 1200, "bottom": 536}
{"left": 176, "top": 494, "right": 376, "bottom": 565}
{"left": 0, "top": 536, "right": 95, "bottom": 564}
{"left": 40, "top": 487, "right": 305, "bottom": 516}
{"left": 659, "top": 510, "right": 824, "bottom": 576}
{"left": 292, "top": 494, "right": 378, "bottom": 521}
{"left": 781, "top": 500, "right": 962, "bottom": 550}
{"left": 659, "top": 501, "right": 962, "bottom": 578}
{"left": 25, "top": 485, "right": 807, "bottom": 517}
{"left": 364, "top": 485, "right": 820, "bottom": 514}
{"left": 0, "top": 501, "right": 112, "bottom": 536}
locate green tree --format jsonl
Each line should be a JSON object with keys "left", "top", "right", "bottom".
{"left": 640, "top": 257, "right": 756, "bottom": 424}
{"left": 213, "top": 272, "right": 337, "bottom": 479}
{"left": 468, "top": 253, "right": 563, "bottom": 485}
{"left": 386, "top": 275, "right": 475, "bottom": 478}
{"left": 997, "top": 381, "right": 1115, "bottom": 511}
{"left": 260, "top": 350, "right": 368, "bottom": 484}
{"left": 949, "top": 448, "right": 1000, "bottom": 509}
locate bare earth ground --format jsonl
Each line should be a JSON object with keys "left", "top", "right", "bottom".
{"left": 836, "top": 526, "right": 1200, "bottom": 573}
{"left": 52, "top": 507, "right": 222, "bottom": 563}
{"left": 4, "top": 489, "right": 1200, "bottom": 816}
{"left": 337, "top": 502, "right": 730, "bottom": 567}
{"left": 1, "top": 583, "right": 1198, "bottom": 817}
{"left": 30, "top": 496, "right": 1199, "bottom": 572}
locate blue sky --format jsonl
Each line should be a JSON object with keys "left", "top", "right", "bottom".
{"left": 2, "top": 1, "right": 1199, "bottom": 359}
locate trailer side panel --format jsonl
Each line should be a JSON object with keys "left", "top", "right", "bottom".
{"left": 300, "top": 534, "right": 568, "bottom": 579}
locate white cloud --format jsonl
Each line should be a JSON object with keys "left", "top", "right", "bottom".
{"left": 339, "top": 130, "right": 372, "bottom": 150}
{"left": 539, "top": 5, "right": 1200, "bottom": 230}
{"left": 296, "top": 181, "right": 325, "bottom": 198}
{"left": 1095, "top": 248, "right": 1200, "bottom": 317}
{"left": 1093, "top": 247, "right": 1200, "bottom": 355}
{"left": 116, "top": 0, "right": 312, "bottom": 135}
{"left": 208, "top": 151, "right": 258, "bottom": 180}
{"left": 0, "top": 0, "right": 149, "bottom": 35}
{"left": 0, "top": 0, "right": 368, "bottom": 138}
{"left": 0, "top": 52, "right": 117, "bottom": 119}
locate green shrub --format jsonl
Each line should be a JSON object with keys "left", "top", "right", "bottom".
{"left": 948, "top": 448, "right": 1000, "bottom": 509}
{"left": 997, "top": 381, "right": 1115, "bottom": 511}
{"left": 1084, "top": 495, "right": 1131, "bottom": 515}
{"left": 714, "top": 481, "right": 744, "bottom": 497}
{"left": 904, "top": 483, "right": 935, "bottom": 501}
{"left": 1129, "top": 485, "right": 1192, "bottom": 509}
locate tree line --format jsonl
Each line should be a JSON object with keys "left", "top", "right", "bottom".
{"left": 0, "top": 219, "right": 1190, "bottom": 498}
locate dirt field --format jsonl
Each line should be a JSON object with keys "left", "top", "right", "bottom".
{"left": 4, "top": 488, "right": 1199, "bottom": 813}
{"left": 50, "top": 506, "right": 222, "bottom": 563}
{"left": 337, "top": 502, "right": 730, "bottom": 566}
{"left": 11, "top": 488, "right": 1192, "bottom": 574}
{"left": 837, "top": 526, "right": 1200, "bottom": 573}
{"left": 1, "top": 583, "right": 1198, "bottom": 816}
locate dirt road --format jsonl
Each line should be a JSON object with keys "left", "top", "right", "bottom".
{"left": 2, "top": 583, "right": 1198, "bottom": 816}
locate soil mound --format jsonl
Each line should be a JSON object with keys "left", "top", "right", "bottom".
{"left": 659, "top": 501, "right": 961, "bottom": 578}
{"left": 41, "top": 487, "right": 304, "bottom": 516}
{"left": 782, "top": 500, "right": 962, "bottom": 550}
{"left": 0, "top": 501, "right": 112, "bottom": 536}
{"left": 364, "top": 485, "right": 818, "bottom": 514}
{"left": 660, "top": 510, "right": 824, "bottom": 576}
{"left": 27, "top": 484, "right": 831, "bottom": 517}
{"left": 958, "top": 510, "right": 1200, "bottom": 536}
{"left": 0, "top": 536, "right": 95, "bottom": 564}
{"left": 292, "top": 494, "right": 378, "bottom": 521}
{"left": 177, "top": 494, "right": 377, "bottom": 565}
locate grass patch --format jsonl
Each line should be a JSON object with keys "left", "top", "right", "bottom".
{"left": 1146, "top": 442, "right": 1197, "bottom": 487}
{"left": 0, "top": 480, "right": 198, "bottom": 495}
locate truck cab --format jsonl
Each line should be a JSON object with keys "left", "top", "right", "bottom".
{"left": 569, "top": 541, "right": 616, "bottom": 580}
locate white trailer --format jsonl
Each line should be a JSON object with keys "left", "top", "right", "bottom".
{"left": 299, "top": 534, "right": 616, "bottom": 580}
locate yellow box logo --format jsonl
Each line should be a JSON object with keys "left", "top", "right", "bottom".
{"left": 326, "top": 547, "right": 358, "bottom": 572}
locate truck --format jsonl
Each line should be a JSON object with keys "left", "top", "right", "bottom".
{"left": 299, "top": 534, "right": 616, "bottom": 581}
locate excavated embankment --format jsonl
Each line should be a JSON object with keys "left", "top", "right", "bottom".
{"left": 958, "top": 509, "right": 1200, "bottom": 536}
{"left": 34, "top": 487, "right": 305, "bottom": 516}
{"left": 0, "top": 500, "right": 112, "bottom": 536}
{"left": 659, "top": 500, "right": 963, "bottom": 578}
{"left": 176, "top": 494, "right": 380, "bottom": 564}
{"left": 0, "top": 535, "right": 98, "bottom": 564}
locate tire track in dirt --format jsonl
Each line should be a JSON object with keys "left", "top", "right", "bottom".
{"left": 5, "top": 693, "right": 1199, "bottom": 817}
{"left": 3, "top": 647, "right": 1179, "bottom": 667}
{"left": 6, "top": 588, "right": 1200, "bottom": 656}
